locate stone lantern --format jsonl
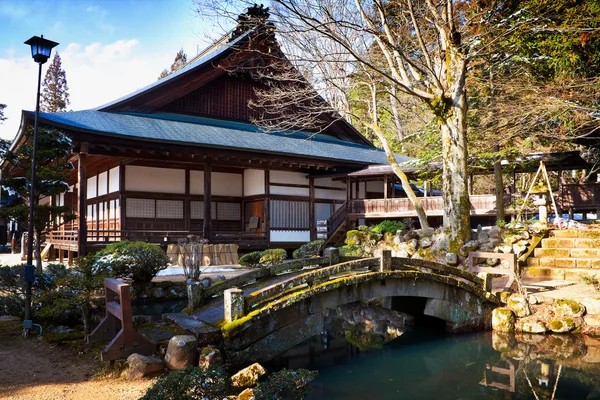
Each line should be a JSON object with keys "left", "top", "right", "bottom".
{"left": 531, "top": 186, "right": 550, "bottom": 226}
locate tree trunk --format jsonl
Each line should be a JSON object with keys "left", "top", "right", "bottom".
{"left": 373, "top": 126, "right": 430, "bottom": 230}
{"left": 82, "top": 304, "right": 92, "bottom": 335}
{"left": 494, "top": 144, "right": 505, "bottom": 223}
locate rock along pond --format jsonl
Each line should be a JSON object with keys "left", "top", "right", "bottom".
{"left": 267, "top": 305, "right": 600, "bottom": 400}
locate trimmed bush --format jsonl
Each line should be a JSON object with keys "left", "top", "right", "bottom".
{"left": 254, "top": 368, "right": 318, "bottom": 400}
{"left": 259, "top": 248, "right": 287, "bottom": 267}
{"left": 292, "top": 240, "right": 324, "bottom": 259}
{"left": 239, "top": 251, "right": 263, "bottom": 268}
{"left": 371, "top": 220, "right": 405, "bottom": 235}
{"left": 95, "top": 241, "right": 170, "bottom": 283}
{"left": 141, "top": 366, "right": 230, "bottom": 400}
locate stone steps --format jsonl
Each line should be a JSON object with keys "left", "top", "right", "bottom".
{"left": 523, "top": 229, "right": 600, "bottom": 281}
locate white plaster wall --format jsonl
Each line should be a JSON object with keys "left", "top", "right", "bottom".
{"left": 270, "top": 230, "right": 310, "bottom": 242}
{"left": 98, "top": 171, "right": 108, "bottom": 196}
{"left": 270, "top": 171, "right": 307, "bottom": 185}
{"left": 244, "top": 169, "right": 265, "bottom": 196}
{"left": 271, "top": 186, "right": 309, "bottom": 196}
{"left": 367, "top": 181, "right": 384, "bottom": 194}
{"left": 212, "top": 172, "right": 242, "bottom": 196}
{"left": 125, "top": 166, "right": 185, "bottom": 194}
{"left": 87, "top": 176, "right": 97, "bottom": 199}
{"left": 315, "top": 188, "right": 346, "bottom": 200}
{"left": 109, "top": 166, "right": 119, "bottom": 193}
{"left": 190, "top": 170, "right": 204, "bottom": 195}
{"left": 39, "top": 196, "right": 50, "bottom": 205}
{"left": 315, "top": 177, "right": 346, "bottom": 189}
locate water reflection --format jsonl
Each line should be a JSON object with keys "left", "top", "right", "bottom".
{"left": 270, "top": 303, "right": 600, "bottom": 399}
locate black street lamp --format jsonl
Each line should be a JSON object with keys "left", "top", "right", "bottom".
{"left": 23, "top": 35, "right": 58, "bottom": 337}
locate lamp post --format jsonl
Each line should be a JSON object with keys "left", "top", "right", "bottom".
{"left": 23, "top": 35, "right": 58, "bottom": 337}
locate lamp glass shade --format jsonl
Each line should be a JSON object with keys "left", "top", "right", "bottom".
{"left": 24, "top": 35, "right": 59, "bottom": 64}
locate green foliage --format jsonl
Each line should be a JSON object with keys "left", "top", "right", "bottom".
{"left": 259, "top": 248, "right": 287, "bottom": 267}
{"left": 95, "top": 241, "right": 170, "bottom": 283}
{"left": 239, "top": 251, "right": 263, "bottom": 268}
{"left": 292, "top": 240, "right": 325, "bottom": 259}
{"left": 0, "top": 294, "right": 23, "bottom": 317}
{"left": 240, "top": 249, "right": 287, "bottom": 267}
{"left": 370, "top": 220, "right": 404, "bottom": 235}
{"left": 141, "top": 366, "right": 230, "bottom": 400}
{"left": 338, "top": 246, "right": 363, "bottom": 257}
{"left": 41, "top": 53, "right": 70, "bottom": 112}
{"left": 254, "top": 368, "right": 318, "bottom": 400}
{"left": 0, "top": 127, "right": 74, "bottom": 269}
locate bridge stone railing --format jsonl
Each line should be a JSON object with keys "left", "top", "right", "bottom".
{"left": 188, "top": 255, "right": 333, "bottom": 310}
{"left": 223, "top": 250, "right": 496, "bottom": 324}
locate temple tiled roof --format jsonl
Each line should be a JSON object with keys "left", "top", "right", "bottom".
{"left": 32, "top": 110, "right": 412, "bottom": 165}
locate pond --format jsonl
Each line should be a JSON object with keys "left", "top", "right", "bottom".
{"left": 269, "top": 304, "right": 600, "bottom": 400}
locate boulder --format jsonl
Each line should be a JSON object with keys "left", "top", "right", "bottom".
{"left": 419, "top": 237, "right": 432, "bottom": 248}
{"left": 512, "top": 244, "right": 527, "bottom": 257}
{"left": 499, "top": 245, "right": 513, "bottom": 254}
{"left": 214, "top": 274, "right": 227, "bottom": 283}
{"left": 393, "top": 235, "right": 402, "bottom": 245}
{"left": 417, "top": 227, "right": 435, "bottom": 237}
{"left": 461, "top": 240, "right": 480, "bottom": 254}
{"left": 580, "top": 297, "right": 600, "bottom": 314}
{"left": 492, "top": 307, "right": 516, "bottom": 333}
{"left": 431, "top": 233, "right": 450, "bottom": 253}
{"left": 506, "top": 236, "right": 518, "bottom": 245}
{"left": 584, "top": 314, "right": 600, "bottom": 327}
{"left": 396, "top": 250, "right": 410, "bottom": 258}
{"left": 552, "top": 299, "right": 585, "bottom": 318}
{"left": 507, "top": 295, "right": 531, "bottom": 317}
{"left": 516, "top": 317, "right": 547, "bottom": 334}
{"left": 238, "top": 388, "right": 255, "bottom": 400}
{"left": 521, "top": 231, "right": 530, "bottom": 240}
{"left": 199, "top": 345, "right": 223, "bottom": 369}
{"left": 486, "top": 258, "right": 500, "bottom": 267}
{"left": 549, "top": 317, "right": 578, "bottom": 333}
{"left": 488, "top": 238, "right": 501, "bottom": 248}
{"left": 164, "top": 335, "right": 198, "bottom": 370}
{"left": 488, "top": 226, "right": 502, "bottom": 239}
{"left": 499, "top": 292, "right": 511, "bottom": 304}
{"left": 231, "top": 363, "right": 267, "bottom": 388}
{"left": 517, "top": 240, "right": 529, "bottom": 247}
{"left": 125, "top": 353, "right": 165, "bottom": 380}
{"left": 445, "top": 252, "right": 458, "bottom": 266}
{"left": 477, "top": 231, "right": 490, "bottom": 243}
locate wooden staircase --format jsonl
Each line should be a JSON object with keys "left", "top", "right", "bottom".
{"left": 324, "top": 202, "right": 350, "bottom": 247}
{"left": 524, "top": 229, "right": 600, "bottom": 280}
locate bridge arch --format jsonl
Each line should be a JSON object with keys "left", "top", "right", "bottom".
{"left": 222, "top": 261, "right": 499, "bottom": 364}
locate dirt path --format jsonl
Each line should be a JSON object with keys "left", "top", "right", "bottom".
{"left": 0, "top": 322, "right": 155, "bottom": 400}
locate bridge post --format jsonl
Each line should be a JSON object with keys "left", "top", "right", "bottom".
{"left": 224, "top": 288, "right": 245, "bottom": 323}
{"left": 478, "top": 272, "right": 493, "bottom": 292}
{"left": 329, "top": 248, "right": 340, "bottom": 265}
{"left": 380, "top": 250, "right": 392, "bottom": 272}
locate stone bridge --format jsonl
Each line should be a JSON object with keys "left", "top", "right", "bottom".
{"left": 167, "top": 251, "right": 500, "bottom": 364}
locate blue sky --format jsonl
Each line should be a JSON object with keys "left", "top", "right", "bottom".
{"left": 0, "top": 0, "right": 224, "bottom": 139}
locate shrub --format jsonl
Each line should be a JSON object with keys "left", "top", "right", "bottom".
{"left": 239, "top": 251, "right": 263, "bottom": 268}
{"left": 371, "top": 220, "right": 405, "bottom": 235}
{"left": 0, "top": 294, "right": 23, "bottom": 317}
{"left": 95, "top": 241, "right": 170, "bottom": 283}
{"left": 339, "top": 246, "right": 364, "bottom": 257}
{"left": 141, "top": 366, "right": 230, "bottom": 400}
{"left": 292, "top": 240, "right": 324, "bottom": 259}
{"left": 254, "top": 368, "right": 318, "bottom": 400}
{"left": 259, "top": 248, "right": 287, "bottom": 267}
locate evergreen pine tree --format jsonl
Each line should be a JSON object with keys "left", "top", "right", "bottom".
{"left": 0, "top": 103, "right": 6, "bottom": 122}
{"left": 0, "top": 127, "right": 75, "bottom": 270}
{"left": 40, "top": 53, "right": 70, "bottom": 112}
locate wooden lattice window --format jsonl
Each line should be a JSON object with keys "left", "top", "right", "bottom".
{"left": 126, "top": 198, "right": 155, "bottom": 218}
{"left": 156, "top": 200, "right": 184, "bottom": 219}
{"left": 217, "top": 202, "right": 241, "bottom": 220}
{"left": 270, "top": 200, "right": 309, "bottom": 229}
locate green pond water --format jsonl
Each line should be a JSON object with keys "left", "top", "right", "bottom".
{"left": 271, "top": 319, "right": 600, "bottom": 399}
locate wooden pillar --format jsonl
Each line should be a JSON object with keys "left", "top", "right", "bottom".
{"left": 309, "top": 177, "right": 315, "bottom": 241}
{"left": 203, "top": 161, "right": 212, "bottom": 240}
{"left": 424, "top": 181, "right": 428, "bottom": 199}
{"left": 391, "top": 177, "right": 396, "bottom": 198}
{"left": 77, "top": 143, "right": 89, "bottom": 257}
{"left": 119, "top": 163, "right": 126, "bottom": 240}
{"left": 346, "top": 177, "right": 351, "bottom": 203}
{"left": 264, "top": 170, "right": 270, "bottom": 240}
{"left": 511, "top": 169, "right": 516, "bottom": 194}
{"left": 354, "top": 178, "right": 359, "bottom": 199}
{"left": 184, "top": 168, "right": 190, "bottom": 232}
{"left": 384, "top": 175, "right": 388, "bottom": 212}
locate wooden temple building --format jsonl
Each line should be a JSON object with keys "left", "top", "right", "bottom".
{"left": 3, "top": 24, "right": 598, "bottom": 258}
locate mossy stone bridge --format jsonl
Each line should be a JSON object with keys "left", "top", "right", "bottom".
{"left": 167, "top": 251, "right": 500, "bottom": 364}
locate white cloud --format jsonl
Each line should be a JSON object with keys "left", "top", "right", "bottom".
{"left": 0, "top": 38, "right": 176, "bottom": 140}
